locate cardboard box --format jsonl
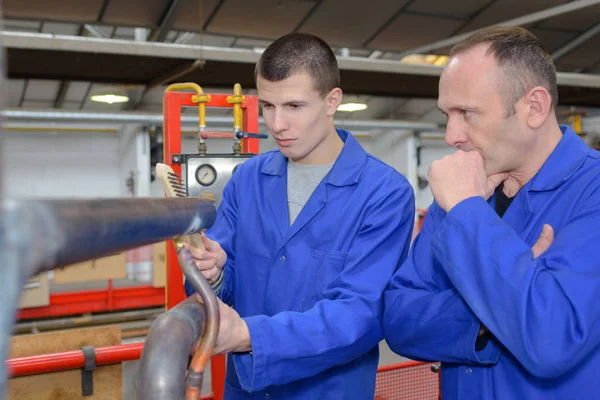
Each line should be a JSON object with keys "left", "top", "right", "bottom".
{"left": 152, "top": 241, "right": 166, "bottom": 288}
{"left": 17, "top": 273, "right": 50, "bottom": 309}
{"left": 53, "top": 252, "right": 127, "bottom": 284}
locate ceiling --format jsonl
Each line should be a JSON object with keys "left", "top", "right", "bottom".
{"left": 3, "top": 0, "right": 600, "bottom": 124}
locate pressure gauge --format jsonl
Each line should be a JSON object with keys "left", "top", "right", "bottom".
{"left": 195, "top": 164, "right": 217, "bottom": 186}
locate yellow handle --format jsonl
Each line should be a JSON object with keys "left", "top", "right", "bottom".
{"left": 165, "top": 83, "right": 211, "bottom": 130}
{"left": 227, "top": 83, "right": 245, "bottom": 132}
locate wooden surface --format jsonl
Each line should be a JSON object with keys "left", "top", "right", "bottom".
{"left": 8, "top": 326, "right": 123, "bottom": 399}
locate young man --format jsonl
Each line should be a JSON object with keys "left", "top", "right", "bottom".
{"left": 383, "top": 26, "right": 600, "bottom": 399}
{"left": 185, "top": 33, "right": 415, "bottom": 399}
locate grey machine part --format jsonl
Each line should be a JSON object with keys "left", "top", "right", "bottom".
{"left": 0, "top": 197, "right": 217, "bottom": 399}
{"left": 185, "top": 154, "right": 254, "bottom": 206}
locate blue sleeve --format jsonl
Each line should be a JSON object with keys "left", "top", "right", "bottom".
{"left": 434, "top": 195, "right": 600, "bottom": 378}
{"left": 232, "top": 184, "right": 415, "bottom": 392}
{"left": 184, "top": 173, "right": 238, "bottom": 305}
{"left": 383, "top": 201, "right": 502, "bottom": 365}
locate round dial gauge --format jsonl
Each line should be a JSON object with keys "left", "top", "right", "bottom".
{"left": 195, "top": 164, "right": 217, "bottom": 186}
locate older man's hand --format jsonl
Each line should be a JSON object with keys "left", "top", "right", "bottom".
{"left": 428, "top": 150, "right": 508, "bottom": 212}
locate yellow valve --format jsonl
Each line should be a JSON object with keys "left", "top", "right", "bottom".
{"left": 165, "top": 83, "right": 212, "bottom": 132}
{"left": 567, "top": 114, "right": 582, "bottom": 135}
{"left": 227, "top": 83, "right": 245, "bottom": 133}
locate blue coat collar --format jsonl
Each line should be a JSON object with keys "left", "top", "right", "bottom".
{"left": 529, "top": 126, "right": 591, "bottom": 192}
{"left": 260, "top": 128, "right": 366, "bottom": 187}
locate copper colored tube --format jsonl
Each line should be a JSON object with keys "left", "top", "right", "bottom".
{"left": 177, "top": 248, "right": 220, "bottom": 400}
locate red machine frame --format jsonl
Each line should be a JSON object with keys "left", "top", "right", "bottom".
{"left": 162, "top": 88, "right": 260, "bottom": 400}
{"left": 17, "top": 280, "right": 165, "bottom": 320}
{"left": 7, "top": 87, "right": 260, "bottom": 400}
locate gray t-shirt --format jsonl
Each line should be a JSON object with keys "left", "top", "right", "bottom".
{"left": 287, "top": 159, "right": 334, "bottom": 225}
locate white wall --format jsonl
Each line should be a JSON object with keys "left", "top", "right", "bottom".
{"left": 4, "top": 131, "right": 121, "bottom": 198}
{"left": 416, "top": 140, "right": 454, "bottom": 209}
{"left": 3, "top": 125, "right": 447, "bottom": 209}
{"left": 119, "top": 124, "right": 150, "bottom": 197}
{"left": 369, "top": 130, "right": 412, "bottom": 177}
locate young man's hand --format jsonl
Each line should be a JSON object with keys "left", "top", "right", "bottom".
{"left": 185, "top": 233, "right": 227, "bottom": 284}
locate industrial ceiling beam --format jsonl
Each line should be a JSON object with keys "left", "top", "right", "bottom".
{"left": 148, "top": 0, "right": 184, "bottom": 42}
{"left": 83, "top": 24, "right": 107, "bottom": 39}
{"left": 53, "top": 81, "right": 69, "bottom": 108}
{"left": 397, "top": 0, "right": 600, "bottom": 57}
{"left": 551, "top": 21, "right": 600, "bottom": 61}
{"left": 4, "top": 30, "right": 600, "bottom": 90}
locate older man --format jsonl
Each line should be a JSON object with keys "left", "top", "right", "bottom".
{"left": 383, "top": 26, "right": 600, "bottom": 399}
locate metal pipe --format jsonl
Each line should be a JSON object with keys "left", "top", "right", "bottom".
{"left": 3, "top": 126, "right": 118, "bottom": 133}
{"left": 136, "top": 296, "right": 207, "bottom": 399}
{"left": 0, "top": 109, "right": 441, "bottom": 131}
{"left": 0, "top": 197, "right": 216, "bottom": 397}
{"left": 178, "top": 248, "right": 219, "bottom": 400}
{"left": 13, "top": 307, "right": 163, "bottom": 334}
{"left": 136, "top": 246, "right": 218, "bottom": 400}
{"left": 7, "top": 342, "right": 144, "bottom": 377}
{"left": 4, "top": 197, "right": 215, "bottom": 271}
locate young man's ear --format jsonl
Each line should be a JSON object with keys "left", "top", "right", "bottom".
{"left": 327, "top": 88, "right": 343, "bottom": 116}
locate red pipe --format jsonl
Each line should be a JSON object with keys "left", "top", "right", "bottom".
{"left": 7, "top": 342, "right": 144, "bottom": 377}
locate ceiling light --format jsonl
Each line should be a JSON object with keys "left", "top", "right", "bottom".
{"left": 90, "top": 87, "right": 130, "bottom": 104}
{"left": 338, "top": 103, "right": 368, "bottom": 112}
{"left": 400, "top": 54, "right": 449, "bottom": 66}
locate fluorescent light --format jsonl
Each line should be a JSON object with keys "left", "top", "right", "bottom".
{"left": 90, "top": 94, "right": 129, "bottom": 104}
{"left": 338, "top": 103, "right": 368, "bottom": 112}
{"left": 90, "top": 86, "right": 130, "bottom": 104}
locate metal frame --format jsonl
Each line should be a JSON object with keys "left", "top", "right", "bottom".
{"left": 163, "top": 88, "right": 260, "bottom": 400}
{"left": 6, "top": 28, "right": 600, "bottom": 88}
{"left": 397, "top": 0, "right": 600, "bottom": 57}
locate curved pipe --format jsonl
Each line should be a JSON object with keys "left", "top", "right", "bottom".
{"left": 135, "top": 247, "right": 219, "bottom": 400}
{"left": 136, "top": 296, "right": 206, "bottom": 399}
{"left": 177, "top": 248, "right": 220, "bottom": 400}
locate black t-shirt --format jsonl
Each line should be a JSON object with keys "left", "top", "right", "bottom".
{"left": 475, "top": 183, "right": 515, "bottom": 351}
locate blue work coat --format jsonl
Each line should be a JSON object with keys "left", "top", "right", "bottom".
{"left": 186, "top": 129, "right": 415, "bottom": 399}
{"left": 383, "top": 126, "right": 600, "bottom": 399}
